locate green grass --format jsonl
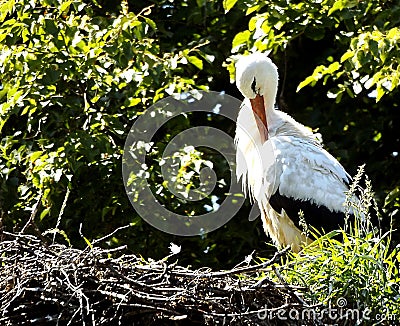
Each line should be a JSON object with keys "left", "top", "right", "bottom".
{"left": 268, "top": 166, "right": 400, "bottom": 325}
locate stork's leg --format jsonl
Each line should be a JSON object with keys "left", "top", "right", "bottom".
{"left": 259, "top": 201, "right": 311, "bottom": 253}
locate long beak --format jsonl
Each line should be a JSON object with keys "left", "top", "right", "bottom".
{"left": 250, "top": 94, "right": 268, "bottom": 143}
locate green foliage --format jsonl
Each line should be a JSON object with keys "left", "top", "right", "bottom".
{"left": 227, "top": 0, "right": 400, "bottom": 102}
{"left": 0, "top": 0, "right": 206, "bottom": 242}
{"left": 0, "top": 0, "right": 263, "bottom": 268}
{"left": 260, "top": 169, "right": 400, "bottom": 324}
{"left": 274, "top": 231, "right": 400, "bottom": 324}
{"left": 300, "top": 27, "right": 400, "bottom": 102}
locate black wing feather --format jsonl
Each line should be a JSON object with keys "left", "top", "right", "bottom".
{"left": 269, "top": 190, "right": 353, "bottom": 236}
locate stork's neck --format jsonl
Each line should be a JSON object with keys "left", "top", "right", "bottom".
{"left": 263, "top": 87, "right": 278, "bottom": 125}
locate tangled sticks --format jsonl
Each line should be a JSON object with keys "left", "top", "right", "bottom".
{"left": 0, "top": 231, "right": 310, "bottom": 325}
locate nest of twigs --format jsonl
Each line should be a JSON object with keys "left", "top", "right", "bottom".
{"left": 0, "top": 231, "right": 312, "bottom": 325}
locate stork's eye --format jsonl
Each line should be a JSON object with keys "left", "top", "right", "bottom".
{"left": 251, "top": 77, "right": 257, "bottom": 94}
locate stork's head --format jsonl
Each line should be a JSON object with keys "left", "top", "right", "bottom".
{"left": 235, "top": 52, "right": 279, "bottom": 143}
{"left": 235, "top": 52, "right": 278, "bottom": 101}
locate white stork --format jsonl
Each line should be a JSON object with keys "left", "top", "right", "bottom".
{"left": 234, "top": 52, "right": 355, "bottom": 252}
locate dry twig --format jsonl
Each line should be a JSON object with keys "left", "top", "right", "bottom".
{"left": 0, "top": 231, "right": 314, "bottom": 325}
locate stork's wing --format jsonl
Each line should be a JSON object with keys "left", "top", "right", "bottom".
{"left": 269, "top": 136, "right": 351, "bottom": 211}
{"left": 261, "top": 136, "right": 355, "bottom": 233}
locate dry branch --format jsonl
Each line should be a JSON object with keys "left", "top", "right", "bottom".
{"left": 0, "top": 231, "right": 315, "bottom": 325}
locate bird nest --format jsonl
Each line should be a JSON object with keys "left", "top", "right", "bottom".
{"left": 0, "top": 231, "right": 312, "bottom": 325}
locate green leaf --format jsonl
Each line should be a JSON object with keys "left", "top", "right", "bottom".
{"left": 373, "top": 132, "right": 382, "bottom": 142}
{"left": 390, "top": 71, "right": 399, "bottom": 91}
{"left": 297, "top": 75, "right": 316, "bottom": 92}
{"left": 246, "top": 4, "right": 262, "bottom": 15}
{"left": 232, "top": 30, "right": 250, "bottom": 52}
{"left": 223, "top": 0, "right": 238, "bottom": 13}
{"left": 0, "top": 0, "right": 15, "bottom": 23}
{"left": 376, "top": 84, "right": 385, "bottom": 102}
{"left": 32, "top": 173, "right": 41, "bottom": 189}
{"left": 44, "top": 19, "right": 58, "bottom": 36}
{"left": 40, "top": 207, "right": 51, "bottom": 220}
{"left": 248, "top": 16, "right": 258, "bottom": 31}
{"left": 305, "top": 27, "right": 325, "bottom": 41}
{"left": 59, "top": 0, "right": 72, "bottom": 15}
{"left": 387, "top": 27, "right": 399, "bottom": 39}
{"left": 384, "top": 187, "right": 400, "bottom": 207}
{"left": 29, "top": 151, "right": 43, "bottom": 162}
{"left": 42, "top": 68, "right": 61, "bottom": 85}
{"left": 143, "top": 17, "right": 156, "bottom": 31}
{"left": 127, "top": 98, "right": 141, "bottom": 107}
{"left": 186, "top": 55, "right": 203, "bottom": 70}
{"left": 326, "top": 61, "right": 341, "bottom": 74}
{"left": 328, "top": 1, "right": 344, "bottom": 16}
{"left": 340, "top": 50, "right": 354, "bottom": 63}
{"left": 83, "top": 236, "right": 93, "bottom": 248}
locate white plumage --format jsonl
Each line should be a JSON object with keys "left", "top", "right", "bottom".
{"left": 235, "top": 52, "right": 354, "bottom": 252}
